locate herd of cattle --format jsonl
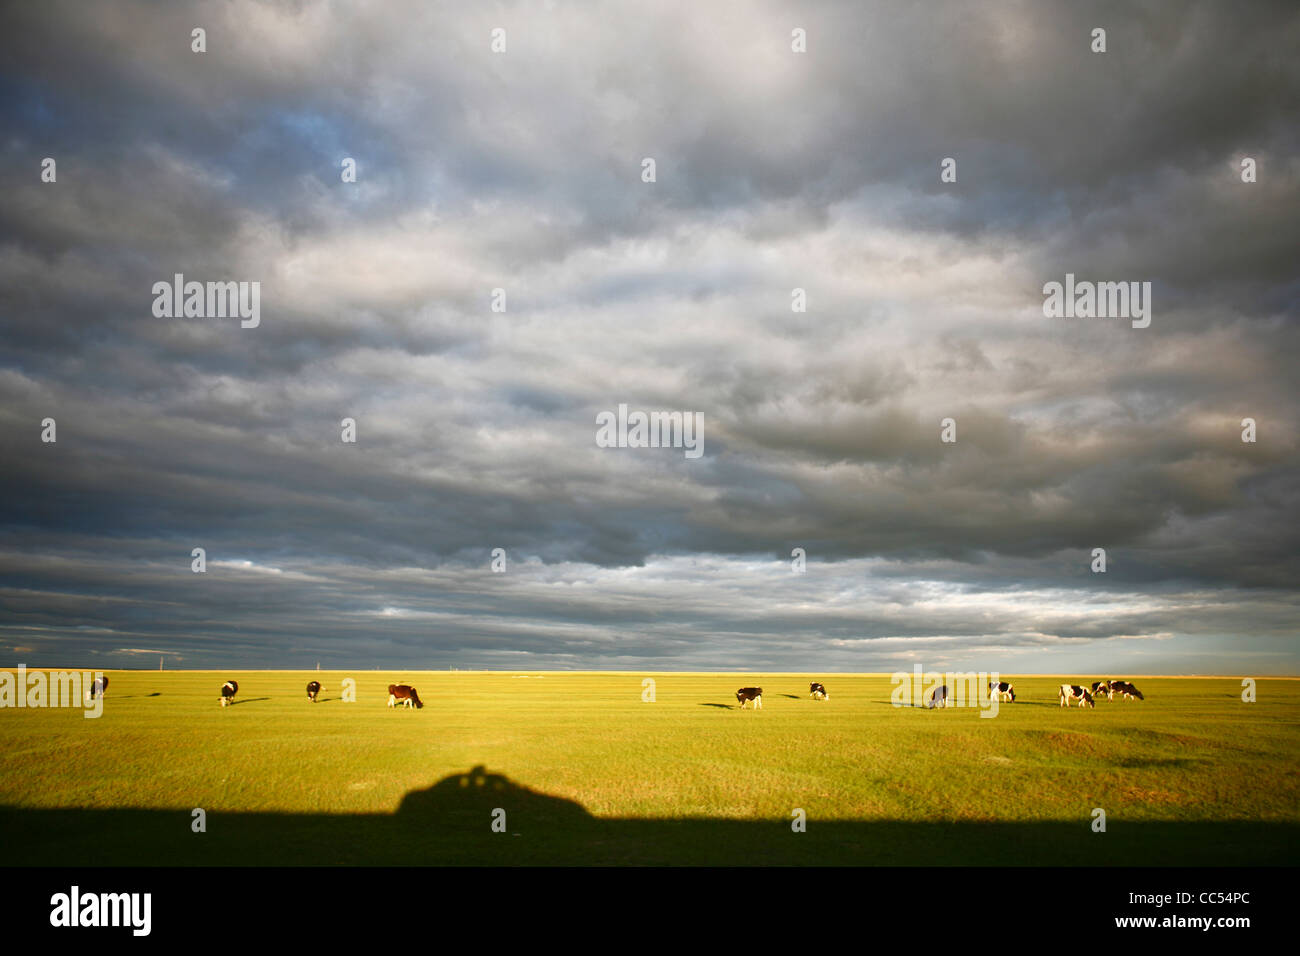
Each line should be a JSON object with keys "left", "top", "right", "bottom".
{"left": 70, "top": 678, "right": 438, "bottom": 708}
{"left": 737, "top": 679, "right": 1146, "bottom": 710}
{"left": 214, "top": 679, "right": 424, "bottom": 707}
{"left": 737, "top": 682, "right": 826, "bottom": 708}
{"left": 217, "top": 681, "right": 421, "bottom": 712}
{"left": 80, "top": 676, "right": 1144, "bottom": 711}
{"left": 1059, "top": 680, "right": 1146, "bottom": 709}
{"left": 926, "top": 679, "right": 1144, "bottom": 709}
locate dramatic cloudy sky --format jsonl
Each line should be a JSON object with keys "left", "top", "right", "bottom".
{"left": 1, "top": 1, "right": 1297, "bottom": 672}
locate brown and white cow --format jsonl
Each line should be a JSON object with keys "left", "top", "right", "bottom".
{"left": 388, "top": 684, "right": 424, "bottom": 709}
{"left": 809, "top": 682, "right": 828, "bottom": 700}
{"left": 988, "top": 680, "right": 1015, "bottom": 702}
{"left": 306, "top": 680, "right": 322, "bottom": 702}
{"left": 220, "top": 680, "right": 238, "bottom": 707}
{"left": 1059, "top": 684, "right": 1094, "bottom": 708}
{"left": 736, "top": 687, "right": 763, "bottom": 709}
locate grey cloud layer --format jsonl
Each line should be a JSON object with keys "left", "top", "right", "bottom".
{"left": 1, "top": 1, "right": 1296, "bottom": 669}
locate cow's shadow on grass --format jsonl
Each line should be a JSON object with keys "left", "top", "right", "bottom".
{"left": 874, "top": 700, "right": 950, "bottom": 707}
{"left": 698, "top": 703, "right": 734, "bottom": 709}
{"left": 873, "top": 700, "right": 1087, "bottom": 709}
{"left": 3, "top": 763, "right": 1297, "bottom": 867}
{"left": 226, "top": 697, "right": 272, "bottom": 706}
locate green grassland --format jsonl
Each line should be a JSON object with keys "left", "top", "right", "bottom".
{"left": 1, "top": 671, "right": 1296, "bottom": 865}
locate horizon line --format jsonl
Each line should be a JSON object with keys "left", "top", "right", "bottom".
{"left": 2, "top": 666, "right": 1295, "bottom": 679}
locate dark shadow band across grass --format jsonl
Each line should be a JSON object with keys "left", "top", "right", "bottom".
{"left": 2, "top": 765, "right": 1295, "bottom": 867}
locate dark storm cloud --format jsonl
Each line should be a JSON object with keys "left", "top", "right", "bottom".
{"left": 0, "top": 0, "right": 1296, "bottom": 670}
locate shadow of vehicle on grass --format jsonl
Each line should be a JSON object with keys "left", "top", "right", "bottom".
{"left": 2, "top": 764, "right": 1294, "bottom": 867}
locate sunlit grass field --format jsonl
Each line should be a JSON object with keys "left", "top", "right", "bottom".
{"left": 1, "top": 670, "right": 1296, "bottom": 865}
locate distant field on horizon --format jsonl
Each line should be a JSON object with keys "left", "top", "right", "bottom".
{"left": 1, "top": 670, "right": 1296, "bottom": 865}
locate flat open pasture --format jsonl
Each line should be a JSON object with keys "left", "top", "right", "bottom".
{"left": 1, "top": 671, "right": 1296, "bottom": 865}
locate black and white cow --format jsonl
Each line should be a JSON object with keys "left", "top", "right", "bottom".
{"left": 387, "top": 684, "right": 424, "bottom": 709}
{"left": 306, "top": 680, "right": 322, "bottom": 702}
{"left": 84, "top": 675, "right": 108, "bottom": 702}
{"left": 1059, "top": 684, "right": 1094, "bottom": 708}
{"left": 1110, "top": 680, "right": 1144, "bottom": 700}
{"left": 809, "top": 682, "right": 828, "bottom": 700}
{"left": 928, "top": 684, "right": 949, "bottom": 708}
{"left": 220, "top": 680, "right": 238, "bottom": 707}
{"left": 1091, "top": 680, "right": 1112, "bottom": 701}
{"left": 988, "top": 680, "right": 1015, "bottom": 702}
{"left": 736, "top": 687, "right": 763, "bottom": 709}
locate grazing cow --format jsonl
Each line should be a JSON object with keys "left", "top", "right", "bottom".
{"left": 928, "top": 684, "right": 949, "bottom": 708}
{"left": 306, "top": 680, "right": 322, "bottom": 702}
{"left": 1058, "top": 684, "right": 1094, "bottom": 708}
{"left": 988, "top": 680, "right": 1016, "bottom": 702}
{"left": 1110, "top": 680, "right": 1145, "bottom": 701}
{"left": 809, "top": 682, "right": 828, "bottom": 700}
{"left": 1091, "top": 680, "right": 1112, "bottom": 701}
{"left": 220, "top": 680, "right": 238, "bottom": 707}
{"left": 84, "top": 675, "right": 108, "bottom": 702}
{"left": 387, "top": 684, "right": 424, "bottom": 709}
{"left": 736, "top": 687, "right": 763, "bottom": 709}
